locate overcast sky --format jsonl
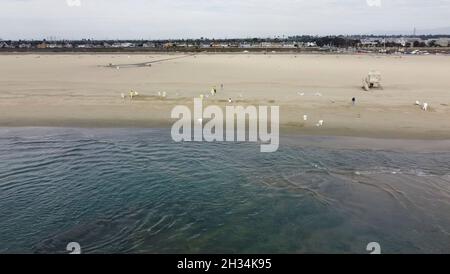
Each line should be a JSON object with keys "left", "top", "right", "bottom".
{"left": 1, "top": 0, "right": 450, "bottom": 39}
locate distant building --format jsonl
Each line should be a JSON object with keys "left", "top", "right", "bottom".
{"left": 305, "top": 42, "right": 317, "bottom": 47}
{"left": 48, "top": 43, "right": 63, "bottom": 48}
{"left": 435, "top": 38, "right": 450, "bottom": 47}
{"left": 210, "top": 43, "right": 229, "bottom": 48}
{"left": 0, "top": 42, "right": 10, "bottom": 48}
{"left": 19, "top": 43, "right": 32, "bottom": 49}
{"left": 386, "top": 38, "right": 407, "bottom": 47}
{"left": 120, "top": 42, "right": 135, "bottom": 48}
{"left": 142, "top": 42, "right": 156, "bottom": 48}
{"left": 360, "top": 39, "right": 379, "bottom": 47}
{"left": 111, "top": 42, "right": 135, "bottom": 48}
{"left": 37, "top": 42, "right": 48, "bottom": 49}
{"left": 282, "top": 43, "right": 296, "bottom": 48}
{"left": 406, "top": 38, "right": 423, "bottom": 44}
{"left": 163, "top": 42, "right": 175, "bottom": 48}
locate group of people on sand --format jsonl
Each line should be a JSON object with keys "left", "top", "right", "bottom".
{"left": 122, "top": 84, "right": 224, "bottom": 102}
{"left": 121, "top": 90, "right": 139, "bottom": 101}
{"left": 210, "top": 84, "right": 232, "bottom": 103}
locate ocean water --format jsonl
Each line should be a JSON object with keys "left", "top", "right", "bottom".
{"left": 0, "top": 127, "right": 449, "bottom": 254}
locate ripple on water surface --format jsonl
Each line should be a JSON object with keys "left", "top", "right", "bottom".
{"left": 0, "top": 128, "right": 449, "bottom": 253}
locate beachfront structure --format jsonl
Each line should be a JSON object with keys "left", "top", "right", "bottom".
{"left": 1, "top": 35, "right": 450, "bottom": 52}
{"left": 18, "top": 43, "right": 32, "bottom": 49}
{"left": 0, "top": 42, "right": 10, "bottom": 48}
{"left": 142, "top": 42, "right": 156, "bottom": 48}
{"left": 435, "top": 38, "right": 450, "bottom": 47}
{"left": 36, "top": 42, "right": 48, "bottom": 49}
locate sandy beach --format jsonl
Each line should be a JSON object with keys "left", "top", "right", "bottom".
{"left": 1, "top": 53, "right": 450, "bottom": 139}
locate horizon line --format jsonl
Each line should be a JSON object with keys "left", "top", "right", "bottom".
{"left": 3, "top": 34, "right": 450, "bottom": 41}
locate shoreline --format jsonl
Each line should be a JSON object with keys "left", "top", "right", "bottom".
{"left": 2, "top": 126, "right": 450, "bottom": 154}
{"left": 1, "top": 122, "right": 450, "bottom": 141}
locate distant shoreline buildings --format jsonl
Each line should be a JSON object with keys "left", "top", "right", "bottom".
{"left": 1, "top": 35, "right": 450, "bottom": 54}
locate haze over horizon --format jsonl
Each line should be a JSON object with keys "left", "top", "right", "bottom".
{"left": 1, "top": 0, "right": 450, "bottom": 40}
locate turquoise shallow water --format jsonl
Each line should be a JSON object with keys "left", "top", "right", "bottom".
{"left": 0, "top": 128, "right": 449, "bottom": 254}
